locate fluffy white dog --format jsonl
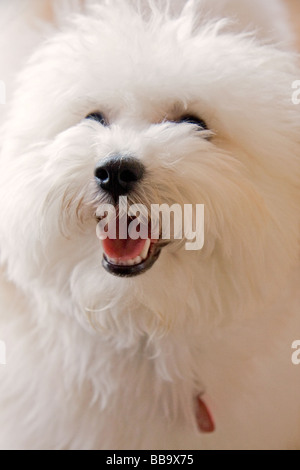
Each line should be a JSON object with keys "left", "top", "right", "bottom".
{"left": 0, "top": 0, "right": 299, "bottom": 450}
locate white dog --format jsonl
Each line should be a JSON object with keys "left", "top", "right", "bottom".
{"left": 0, "top": 0, "right": 299, "bottom": 450}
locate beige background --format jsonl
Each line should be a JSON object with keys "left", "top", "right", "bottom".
{"left": 286, "top": 0, "right": 300, "bottom": 49}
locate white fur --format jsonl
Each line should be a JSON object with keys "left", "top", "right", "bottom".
{"left": 0, "top": 0, "right": 299, "bottom": 450}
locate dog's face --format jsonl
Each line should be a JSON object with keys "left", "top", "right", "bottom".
{"left": 0, "top": 3, "right": 299, "bottom": 335}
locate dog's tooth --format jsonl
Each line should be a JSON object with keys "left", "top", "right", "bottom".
{"left": 122, "top": 259, "right": 134, "bottom": 266}
{"left": 105, "top": 255, "right": 144, "bottom": 267}
{"left": 140, "top": 239, "right": 151, "bottom": 260}
{"left": 107, "top": 256, "right": 119, "bottom": 265}
{"left": 126, "top": 260, "right": 135, "bottom": 266}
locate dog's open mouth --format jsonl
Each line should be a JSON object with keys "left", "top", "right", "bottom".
{"left": 96, "top": 215, "right": 165, "bottom": 277}
{"left": 102, "top": 236, "right": 162, "bottom": 277}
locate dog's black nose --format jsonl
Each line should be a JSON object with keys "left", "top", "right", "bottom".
{"left": 95, "top": 156, "right": 145, "bottom": 201}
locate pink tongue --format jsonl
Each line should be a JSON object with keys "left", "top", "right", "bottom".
{"left": 102, "top": 238, "right": 146, "bottom": 261}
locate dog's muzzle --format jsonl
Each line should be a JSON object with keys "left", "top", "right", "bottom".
{"left": 95, "top": 155, "right": 166, "bottom": 277}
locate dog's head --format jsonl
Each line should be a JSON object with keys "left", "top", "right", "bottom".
{"left": 0, "top": 1, "right": 299, "bottom": 336}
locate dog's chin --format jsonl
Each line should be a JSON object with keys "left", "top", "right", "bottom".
{"left": 102, "top": 242, "right": 162, "bottom": 277}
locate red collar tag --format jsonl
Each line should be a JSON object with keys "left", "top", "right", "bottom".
{"left": 196, "top": 396, "right": 215, "bottom": 433}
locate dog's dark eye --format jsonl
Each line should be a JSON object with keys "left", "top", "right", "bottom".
{"left": 179, "top": 115, "right": 207, "bottom": 130}
{"left": 85, "top": 112, "right": 108, "bottom": 126}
